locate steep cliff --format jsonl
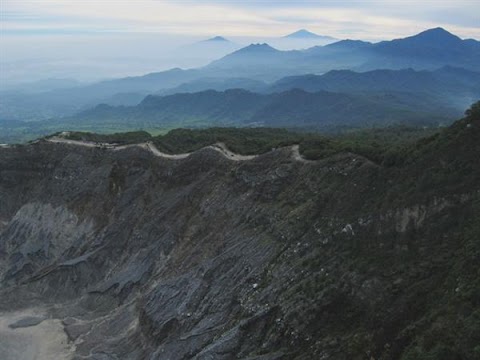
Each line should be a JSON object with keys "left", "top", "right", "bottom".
{"left": 0, "top": 108, "right": 479, "bottom": 359}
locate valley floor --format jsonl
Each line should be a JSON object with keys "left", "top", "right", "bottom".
{"left": 0, "top": 308, "right": 74, "bottom": 360}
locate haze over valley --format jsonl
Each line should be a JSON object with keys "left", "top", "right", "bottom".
{"left": 1, "top": 26, "right": 480, "bottom": 143}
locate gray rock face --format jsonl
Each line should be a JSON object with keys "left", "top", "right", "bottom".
{"left": 0, "top": 141, "right": 478, "bottom": 359}
{"left": 0, "top": 202, "right": 94, "bottom": 284}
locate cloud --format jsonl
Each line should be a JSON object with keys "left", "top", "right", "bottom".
{"left": 259, "top": 1, "right": 480, "bottom": 39}
{"left": 2, "top": 0, "right": 479, "bottom": 39}
{"left": 2, "top": 0, "right": 280, "bottom": 36}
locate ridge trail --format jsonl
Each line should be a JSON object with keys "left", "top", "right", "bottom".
{"left": 46, "top": 137, "right": 309, "bottom": 162}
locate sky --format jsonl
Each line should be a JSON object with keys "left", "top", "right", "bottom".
{"left": 1, "top": 0, "right": 479, "bottom": 85}
{"left": 2, "top": 0, "right": 479, "bottom": 38}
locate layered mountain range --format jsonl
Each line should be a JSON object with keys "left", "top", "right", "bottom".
{"left": 2, "top": 65, "right": 478, "bottom": 141}
{"left": 0, "top": 27, "right": 478, "bottom": 136}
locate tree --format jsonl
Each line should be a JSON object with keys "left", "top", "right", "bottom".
{"left": 465, "top": 101, "right": 480, "bottom": 120}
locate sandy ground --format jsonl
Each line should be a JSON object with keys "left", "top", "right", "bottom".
{"left": 291, "top": 144, "right": 313, "bottom": 162}
{"left": 0, "top": 308, "right": 75, "bottom": 360}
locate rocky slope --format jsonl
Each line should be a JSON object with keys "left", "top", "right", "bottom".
{"left": 0, "top": 106, "right": 479, "bottom": 359}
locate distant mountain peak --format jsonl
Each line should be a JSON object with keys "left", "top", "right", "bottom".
{"left": 284, "top": 29, "right": 334, "bottom": 40}
{"left": 413, "top": 27, "right": 461, "bottom": 41}
{"left": 373, "top": 27, "right": 466, "bottom": 55}
{"left": 285, "top": 29, "right": 318, "bottom": 38}
{"left": 205, "top": 36, "right": 230, "bottom": 42}
{"left": 238, "top": 43, "right": 279, "bottom": 53}
{"left": 326, "top": 39, "right": 372, "bottom": 49}
{"left": 419, "top": 27, "right": 453, "bottom": 35}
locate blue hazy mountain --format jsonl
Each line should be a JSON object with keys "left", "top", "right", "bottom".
{"left": 210, "top": 43, "right": 285, "bottom": 66}
{"left": 268, "top": 66, "right": 480, "bottom": 109}
{"left": 203, "top": 36, "right": 230, "bottom": 42}
{"left": 162, "top": 67, "right": 479, "bottom": 111}
{"left": 1, "top": 28, "right": 478, "bottom": 122}
{"left": 374, "top": 27, "right": 466, "bottom": 56}
{"left": 169, "top": 36, "right": 242, "bottom": 77}
{"left": 60, "top": 65, "right": 479, "bottom": 131}
{"left": 363, "top": 27, "right": 480, "bottom": 70}
{"left": 210, "top": 28, "right": 480, "bottom": 75}
{"left": 323, "top": 39, "right": 372, "bottom": 50}
{"left": 0, "top": 68, "right": 203, "bottom": 120}
{"left": 202, "top": 44, "right": 302, "bottom": 80}
{"left": 63, "top": 86, "right": 460, "bottom": 131}
{"left": 157, "top": 77, "right": 268, "bottom": 96}
{"left": 284, "top": 29, "right": 336, "bottom": 41}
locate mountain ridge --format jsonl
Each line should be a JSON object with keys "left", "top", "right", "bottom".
{"left": 66, "top": 86, "right": 459, "bottom": 131}
{"left": 1, "top": 27, "right": 478, "bottom": 123}
{"left": 210, "top": 27, "right": 480, "bottom": 74}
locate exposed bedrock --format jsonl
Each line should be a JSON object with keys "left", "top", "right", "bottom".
{"left": 0, "top": 139, "right": 478, "bottom": 359}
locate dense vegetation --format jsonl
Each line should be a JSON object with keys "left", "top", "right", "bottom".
{"left": 386, "top": 102, "right": 480, "bottom": 359}
{"left": 152, "top": 127, "right": 302, "bottom": 155}
{"left": 59, "top": 130, "right": 152, "bottom": 145}
{"left": 56, "top": 99, "right": 480, "bottom": 171}
{"left": 57, "top": 124, "right": 439, "bottom": 163}
{"left": 275, "top": 102, "right": 480, "bottom": 360}
{"left": 63, "top": 89, "right": 457, "bottom": 131}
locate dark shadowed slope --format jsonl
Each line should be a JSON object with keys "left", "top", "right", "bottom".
{"left": 268, "top": 67, "right": 480, "bottom": 110}
{"left": 66, "top": 88, "right": 459, "bottom": 130}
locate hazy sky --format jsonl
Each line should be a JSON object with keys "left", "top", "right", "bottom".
{"left": 1, "top": 0, "right": 479, "bottom": 84}
{"left": 3, "top": 0, "right": 479, "bottom": 38}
